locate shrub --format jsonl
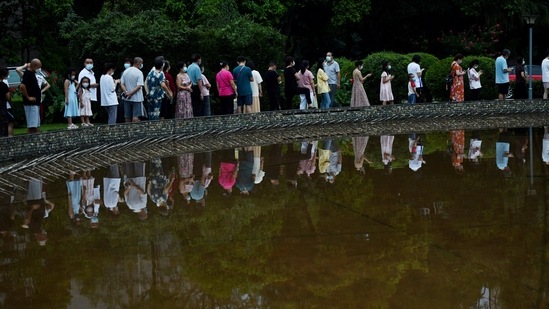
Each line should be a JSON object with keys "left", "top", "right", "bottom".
{"left": 425, "top": 56, "right": 497, "bottom": 101}
{"left": 405, "top": 52, "right": 440, "bottom": 102}
{"left": 362, "top": 52, "right": 410, "bottom": 104}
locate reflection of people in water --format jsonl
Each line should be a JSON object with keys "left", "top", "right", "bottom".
{"left": 468, "top": 132, "right": 483, "bottom": 164}
{"left": 178, "top": 153, "right": 195, "bottom": 203}
{"left": 82, "top": 169, "right": 101, "bottom": 228}
{"left": 124, "top": 162, "right": 148, "bottom": 220}
{"left": 103, "top": 164, "right": 123, "bottom": 216}
{"left": 189, "top": 152, "right": 212, "bottom": 206}
{"left": 265, "top": 144, "right": 283, "bottom": 186}
{"left": 218, "top": 155, "right": 238, "bottom": 195}
{"left": 252, "top": 146, "right": 266, "bottom": 184}
{"left": 23, "top": 177, "right": 54, "bottom": 246}
{"left": 236, "top": 148, "right": 255, "bottom": 194}
{"left": 543, "top": 126, "right": 549, "bottom": 165}
{"left": 511, "top": 128, "right": 528, "bottom": 164}
{"left": 496, "top": 129, "right": 514, "bottom": 177}
{"left": 0, "top": 187, "right": 15, "bottom": 242}
{"left": 297, "top": 141, "right": 317, "bottom": 178}
{"left": 147, "top": 158, "right": 175, "bottom": 215}
{"left": 352, "top": 136, "right": 371, "bottom": 172}
{"left": 409, "top": 134, "right": 426, "bottom": 172}
{"left": 450, "top": 130, "right": 465, "bottom": 173}
{"left": 66, "top": 171, "right": 83, "bottom": 224}
{"left": 380, "top": 135, "right": 395, "bottom": 174}
{"left": 319, "top": 139, "right": 342, "bottom": 183}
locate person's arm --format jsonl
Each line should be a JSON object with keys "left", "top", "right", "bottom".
{"left": 336, "top": 71, "right": 341, "bottom": 89}
{"left": 146, "top": 180, "right": 151, "bottom": 196}
{"left": 15, "top": 64, "right": 28, "bottom": 77}
{"left": 161, "top": 81, "right": 173, "bottom": 99}
{"left": 64, "top": 80, "right": 69, "bottom": 104}
{"left": 41, "top": 81, "right": 51, "bottom": 93}
{"left": 176, "top": 74, "right": 184, "bottom": 91}
{"left": 361, "top": 73, "right": 372, "bottom": 83}
{"left": 19, "top": 83, "right": 36, "bottom": 103}
{"left": 144, "top": 75, "right": 150, "bottom": 96}
{"left": 230, "top": 79, "right": 237, "bottom": 95}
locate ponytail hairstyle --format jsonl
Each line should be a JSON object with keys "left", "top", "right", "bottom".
{"left": 300, "top": 60, "right": 309, "bottom": 75}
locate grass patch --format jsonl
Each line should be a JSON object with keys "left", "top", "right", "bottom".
{"left": 14, "top": 123, "right": 74, "bottom": 136}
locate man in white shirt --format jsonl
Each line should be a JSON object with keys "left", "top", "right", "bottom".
{"left": 407, "top": 55, "right": 424, "bottom": 102}
{"left": 542, "top": 49, "right": 549, "bottom": 99}
{"left": 78, "top": 58, "right": 99, "bottom": 106}
{"left": 120, "top": 57, "right": 145, "bottom": 123}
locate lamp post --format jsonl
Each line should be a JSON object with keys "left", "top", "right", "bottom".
{"left": 524, "top": 15, "right": 537, "bottom": 195}
{"left": 523, "top": 15, "right": 537, "bottom": 100}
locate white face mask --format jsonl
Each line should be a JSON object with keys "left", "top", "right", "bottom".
{"left": 139, "top": 63, "right": 143, "bottom": 70}
{"left": 82, "top": 83, "right": 89, "bottom": 88}
{"left": 85, "top": 64, "right": 93, "bottom": 71}
{"left": 326, "top": 56, "right": 332, "bottom": 62}
{"left": 124, "top": 63, "right": 131, "bottom": 69}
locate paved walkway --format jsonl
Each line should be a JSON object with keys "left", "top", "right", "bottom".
{"left": 0, "top": 100, "right": 548, "bottom": 193}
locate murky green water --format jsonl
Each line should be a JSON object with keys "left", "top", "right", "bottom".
{"left": 1, "top": 128, "right": 548, "bottom": 308}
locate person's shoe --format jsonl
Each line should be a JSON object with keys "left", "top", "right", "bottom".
{"left": 87, "top": 123, "right": 94, "bottom": 127}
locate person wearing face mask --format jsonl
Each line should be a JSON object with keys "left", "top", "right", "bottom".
{"left": 78, "top": 58, "right": 99, "bottom": 111}
{"left": 187, "top": 53, "right": 204, "bottom": 117}
{"left": 407, "top": 55, "right": 425, "bottom": 103}
{"left": 144, "top": 57, "right": 173, "bottom": 121}
{"left": 19, "top": 58, "right": 42, "bottom": 134}
{"left": 351, "top": 60, "right": 372, "bottom": 107}
{"left": 100, "top": 63, "right": 121, "bottom": 125}
{"left": 78, "top": 76, "right": 93, "bottom": 126}
{"left": 323, "top": 52, "right": 340, "bottom": 107}
{"left": 467, "top": 59, "right": 483, "bottom": 101}
{"left": 120, "top": 57, "right": 145, "bottom": 122}
{"left": 63, "top": 68, "right": 80, "bottom": 129}
{"left": 380, "top": 61, "right": 394, "bottom": 105}
{"left": 450, "top": 54, "right": 466, "bottom": 102}
{"left": 15, "top": 63, "right": 51, "bottom": 100}
{"left": 175, "top": 61, "right": 193, "bottom": 118}
{"left": 513, "top": 57, "right": 527, "bottom": 100}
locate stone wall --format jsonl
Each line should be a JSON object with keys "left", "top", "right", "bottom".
{"left": 1, "top": 100, "right": 548, "bottom": 163}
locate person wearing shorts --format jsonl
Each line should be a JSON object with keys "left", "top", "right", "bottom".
{"left": 495, "top": 49, "right": 512, "bottom": 101}
{"left": 541, "top": 49, "right": 549, "bottom": 99}
{"left": 232, "top": 56, "right": 254, "bottom": 114}
{"left": 121, "top": 57, "right": 145, "bottom": 122}
{"left": 19, "top": 59, "right": 42, "bottom": 134}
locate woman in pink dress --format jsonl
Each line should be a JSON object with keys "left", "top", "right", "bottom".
{"left": 379, "top": 61, "right": 394, "bottom": 105}
{"left": 351, "top": 60, "right": 372, "bottom": 107}
{"left": 175, "top": 62, "right": 193, "bottom": 118}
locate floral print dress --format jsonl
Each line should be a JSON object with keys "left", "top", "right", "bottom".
{"left": 176, "top": 73, "right": 193, "bottom": 118}
{"left": 450, "top": 62, "right": 464, "bottom": 102}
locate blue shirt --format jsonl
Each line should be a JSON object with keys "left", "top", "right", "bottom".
{"left": 496, "top": 142, "right": 510, "bottom": 170}
{"left": 233, "top": 65, "right": 253, "bottom": 96}
{"left": 495, "top": 56, "right": 509, "bottom": 84}
{"left": 187, "top": 63, "right": 202, "bottom": 86}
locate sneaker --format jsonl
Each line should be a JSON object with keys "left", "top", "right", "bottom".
{"left": 87, "top": 123, "right": 94, "bottom": 127}
{"left": 81, "top": 123, "right": 88, "bottom": 127}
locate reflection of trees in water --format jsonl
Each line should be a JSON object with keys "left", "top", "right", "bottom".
{"left": 0, "top": 140, "right": 548, "bottom": 307}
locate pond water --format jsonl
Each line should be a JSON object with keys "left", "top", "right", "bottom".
{"left": 0, "top": 127, "right": 548, "bottom": 308}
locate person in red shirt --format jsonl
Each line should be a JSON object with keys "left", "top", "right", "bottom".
{"left": 161, "top": 60, "right": 176, "bottom": 119}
